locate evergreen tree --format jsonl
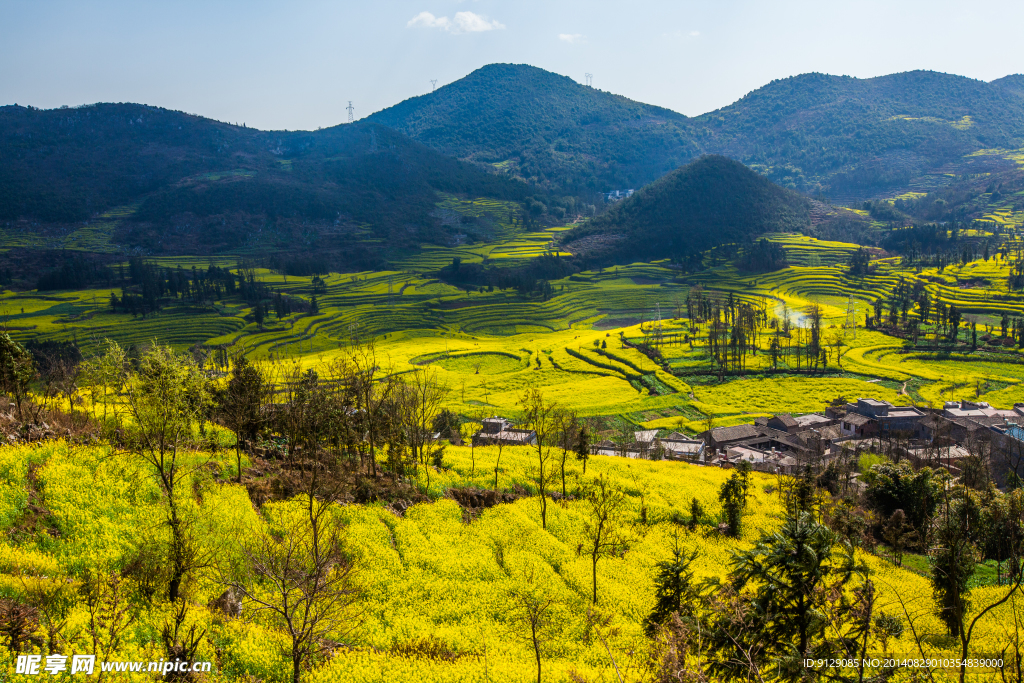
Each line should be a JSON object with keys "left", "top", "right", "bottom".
{"left": 719, "top": 473, "right": 745, "bottom": 537}
{"left": 216, "top": 356, "right": 271, "bottom": 484}
{"left": 644, "top": 541, "right": 701, "bottom": 636}
{"left": 688, "top": 497, "right": 704, "bottom": 530}
{"left": 931, "top": 493, "right": 977, "bottom": 638}
{"left": 574, "top": 422, "right": 590, "bottom": 474}
{"left": 719, "top": 512, "right": 866, "bottom": 674}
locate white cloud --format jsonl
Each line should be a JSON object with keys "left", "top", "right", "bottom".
{"left": 559, "top": 33, "right": 584, "bottom": 44}
{"left": 689, "top": 30, "right": 700, "bottom": 37}
{"left": 408, "top": 10, "right": 503, "bottom": 34}
{"left": 407, "top": 11, "right": 450, "bottom": 30}
{"left": 453, "top": 11, "right": 504, "bottom": 32}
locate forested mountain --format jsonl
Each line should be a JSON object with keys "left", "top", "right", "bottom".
{"left": 3, "top": 65, "right": 1022, "bottom": 277}
{"left": 0, "top": 103, "right": 534, "bottom": 268}
{"left": 701, "top": 70, "right": 1024, "bottom": 195}
{"left": 562, "top": 155, "right": 810, "bottom": 264}
{"left": 366, "top": 63, "right": 697, "bottom": 195}
{"left": 369, "top": 64, "right": 1024, "bottom": 198}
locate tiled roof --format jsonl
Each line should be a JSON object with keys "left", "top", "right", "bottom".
{"left": 708, "top": 424, "right": 759, "bottom": 442}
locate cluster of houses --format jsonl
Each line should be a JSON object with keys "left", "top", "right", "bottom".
{"left": 472, "top": 397, "right": 1024, "bottom": 486}
{"left": 604, "top": 189, "right": 635, "bottom": 202}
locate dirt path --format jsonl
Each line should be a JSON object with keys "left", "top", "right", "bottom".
{"left": 900, "top": 381, "right": 908, "bottom": 396}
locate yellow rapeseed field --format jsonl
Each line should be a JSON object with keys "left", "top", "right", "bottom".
{"left": 0, "top": 440, "right": 1017, "bottom": 681}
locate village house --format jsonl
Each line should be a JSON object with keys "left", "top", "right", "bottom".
{"left": 702, "top": 421, "right": 807, "bottom": 458}
{"left": 539, "top": 395, "right": 1021, "bottom": 486}
{"left": 590, "top": 430, "right": 667, "bottom": 459}
{"left": 839, "top": 412, "right": 877, "bottom": 438}
{"left": 658, "top": 432, "right": 706, "bottom": 462}
{"left": 853, "top": 398, "right": 925, "bottom": 433}
{"left": 766, "top": 413, "right": 800, "bottom": 434}
{"left": 716, "top": 445, "right": 801, "bottom": 474}
{"left": 941, "top": 400, "right": 1024, "bottom": 420}
{"left": 471, "top": 417, "right": 538, "bottom": 447}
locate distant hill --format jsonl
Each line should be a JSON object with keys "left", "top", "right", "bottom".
{"left": 562, "top": 155, "right": 810, "bottom": 263}
{"left": 366, "top": 63, "right": 697, "bottom": 194}
{"left": 698, "top": 70, "right": 1024, "bottom": 196}
{"left": 0, "top": 103, "right": 534, "bottom": 269}
{"left": 369, "top": 65, "right": 1024, "bottom": 199}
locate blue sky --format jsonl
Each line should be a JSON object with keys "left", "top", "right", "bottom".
{"left": 2, "top": 0, "right": 1023, "bottom": 131}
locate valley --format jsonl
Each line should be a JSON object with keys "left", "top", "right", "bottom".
{"left": 2, "top": 61, "right": 1024, "bottom": 683}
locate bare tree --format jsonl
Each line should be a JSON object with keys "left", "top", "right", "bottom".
{"left": 613, "top": 417, "right": 634, "bottom": 458}
{"left": 506, "top": 567, "right": 556, "bottom": 683}
{"left": 580, "top": 473, "right": 629, "bottom": 604}
{"left": 82, "top": 570, "right": 138, "bottom": 682}
{"left": 81, "top": 339, "right": 128, "bottom": 429}
{"left": 124, "top": 343, "right": 211, "bottom": 602}
{"left": 555, "top": 408, "right": 580, "bottom": 498}
{"left": 521, "top": 388, "right": 556, "bottom": 529}
{"left": 398, "top": 368, "right": 450, "bottom": 489}
{"left": 160, "top": 600, "right": 206, "bottom": 682}
{"left": 493, "top": 429, "right": 507, "bottom": 492}
{"left": 18, "top": 572, "right": 76, "bottom": 655}
{"left": 347, "top": 341, "right": 396, "bottom": 477}
{"left": 1001, "top": 437, "right": 1024, "bottom": 490}
{"left": 233, "top": 386, "right": 360, "bottom": 683}
{"left": 231, "top": 510, "right": 359, "bottom": 683}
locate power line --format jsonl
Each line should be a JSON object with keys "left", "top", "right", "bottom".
{"left": 346, "top": 101, "right": 354, "bottom": 123}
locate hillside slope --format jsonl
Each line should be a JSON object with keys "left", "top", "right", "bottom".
{"left": 370, "top": 65, "right": 1024, "bottom": 198}
{"left": 0, "top": 103, "right": 534, "bottom": 268}
{"left": 563, "top": 155, "right": 810, "bottom": 263}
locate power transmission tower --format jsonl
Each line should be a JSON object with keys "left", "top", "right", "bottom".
{"left": 845, "top": 297, "right": 857, "bottom": 338}
{"left": 430, "top": 79, "right": 438, "bottom": 92}
{"left": 585, "top": 73, "right": 593, "bottom": 87}
{"left": 387, "top": 274, "right": 393, "bottom": 306}
{"left": 655, "top": 303, "right": 664, "bottom": 348}
{"left": 346, "top": 101, "right": 354, "bottom": 123}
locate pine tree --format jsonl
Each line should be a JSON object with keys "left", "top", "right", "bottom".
{"left": 644, "top": 541, "right": 701, "bottom": 636}
{"left": 719, "top": 473, "right": 745, "bottom": 536}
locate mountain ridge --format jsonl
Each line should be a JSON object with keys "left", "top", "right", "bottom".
{"left": 368, "top": 64, "right": 1024, "bottom": 198}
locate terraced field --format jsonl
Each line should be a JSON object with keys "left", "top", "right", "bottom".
{"left": 8, "top": 217, "right": 1024, "bottom": 425}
